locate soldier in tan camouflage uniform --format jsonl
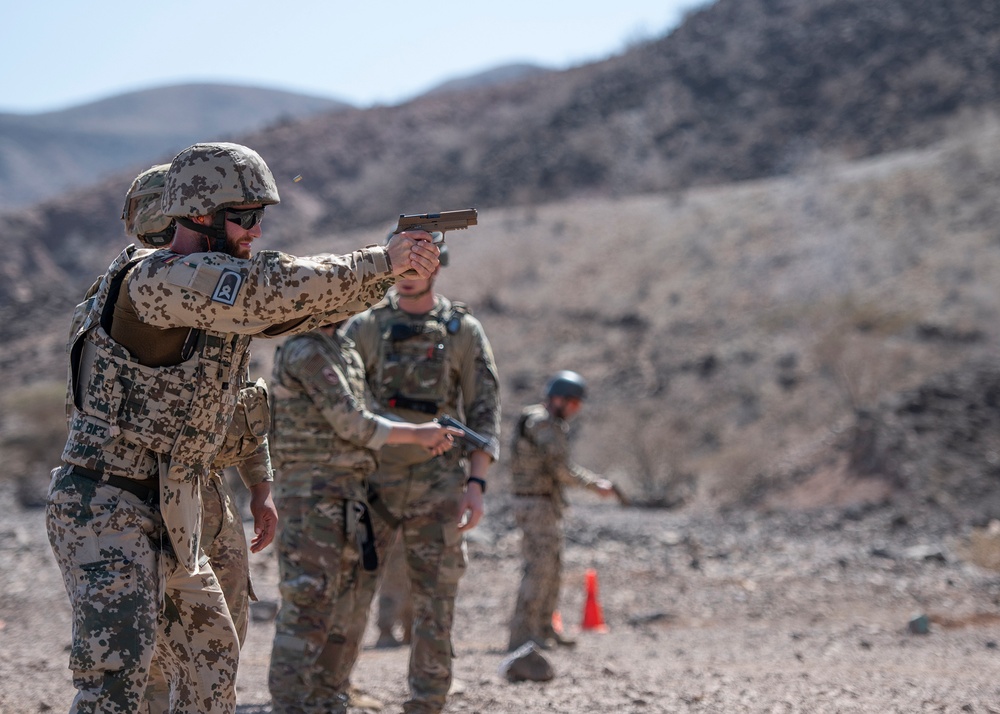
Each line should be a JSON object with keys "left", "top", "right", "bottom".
{"left": 118, "top": 165, "right": 280, "bottom": 712}
{"left": 45, "top": 142, "right": 440, "bottom": 714}
{"left": 340, "top": 249, "right": 501, "bottom": 714}
{"left": 266, "top": 321, "right": 459, "bottom": 714}
{"left": 507, "top": 371, "right": 617, "bottom": 652}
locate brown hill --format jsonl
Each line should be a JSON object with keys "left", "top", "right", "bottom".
{"left": 0, "top": 83, "right": 350, "bottom": 210}
{"left": 3, "top": 0, "right": 1000, "bottom": 519}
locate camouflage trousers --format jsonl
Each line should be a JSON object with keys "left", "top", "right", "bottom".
{"left": 45, "top": 465, "right": 240, "bottom": 714}
{"left": 509, "top": 496, "right": 563, "bottom": 651}
{"left": 351, "top": 454, "right": 468, "bottom": 714}
{"left": 146, "top": 470, "right": 254, "bottom": 712}
{"left": 268, "top": 494, "right": 367, "bottom": 714}
{"left": 376, "top": 529, "right": 413, "bottom": 643}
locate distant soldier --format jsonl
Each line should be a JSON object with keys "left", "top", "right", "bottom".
{"left": 117, "top": 164, "right": 279, "bottom": 711}
{"left": 341, "top": 243, "right": 501, "bottom": 714}
{"left": 266, "top": 321, "right": 459, "bottom": 714}
{"left": 46, "top": 141, "right": 440, "bottom": 713}
{"left": 507, "top": 371, "right": 618, "bottom": 652}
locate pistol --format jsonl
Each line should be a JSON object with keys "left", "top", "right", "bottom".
{"left": 393, "top": 209, "right": 478, "bottom": 244}
{"left": 435, "top": 414, "right": 491, "bottom": 452}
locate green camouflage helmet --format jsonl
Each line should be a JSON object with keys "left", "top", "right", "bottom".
{"left": 161, "top": 142, "right": 280, "bottom": 218}
{"left": 122, "top": 163, "right": 174, "bottom": 248}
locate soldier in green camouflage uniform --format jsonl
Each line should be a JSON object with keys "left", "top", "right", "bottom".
{"left": 45, "top": 142, "right": 440, "bottom": 714}
{"left": 342, "top": 254, "right": 501, "bottom": 714}
{"left": 507, "top": 371, "right": 617, "bottom": 652}
{"left": 266, "top": 322, "right": 458, "bottom": 714}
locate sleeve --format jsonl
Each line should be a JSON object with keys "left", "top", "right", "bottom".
{"left": 282, "top": 337, "right": 393, "bottom": 450}
{"left": 455, "top": 316, "right": 502, "bottom": 461}
{"left": 235, "top": 440, "right": 274, "bottom": 488}
{"left": 128, "top": 248, "right": 394, "bottom": 334}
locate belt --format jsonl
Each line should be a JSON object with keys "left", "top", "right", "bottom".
{"left": 386, "top": 395, "right": 439, "bottom": 415}
{"left": 67, "top": 465, "right": 159, "bottom": 506}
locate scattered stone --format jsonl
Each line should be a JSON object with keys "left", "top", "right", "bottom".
{"left": 908, "top": 614, "right": 930, "bottom": 635}
{"left": 902, "top": 544, "right": 947, "bottom": 563}
{"left": 499, "top": 642, "right": 555, "bottom": 683}
{"left": 250, "top": 599, "right": 279, "bottom": 622}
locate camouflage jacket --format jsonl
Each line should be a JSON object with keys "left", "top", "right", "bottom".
{"left": 509, "top": 403, "right": 601, "bottom": 508}
{"left": 62, "top": 243, "right": 394, "bottom": 571}
{"left": 345, "top": 292, "right": 501, "bottom": 467}
{"left": 269, "top": 329, "right": 393, "bottom": 500}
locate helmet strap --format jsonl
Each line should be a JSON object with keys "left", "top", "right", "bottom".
{"left": 176, "top": 214, "right": 229, "bottom": 253}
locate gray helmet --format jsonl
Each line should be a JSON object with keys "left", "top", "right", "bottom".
{"left": 121, "top": 163, "right": 174, "bottom": 248}
{"left": 161, "top": 142, "right": 280, "bottom": 217}
{"left": 545, "top": 370, "right": 587, "bottom": 400}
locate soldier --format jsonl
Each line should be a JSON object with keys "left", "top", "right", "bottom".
{"left": 507, "top": 370, "right": 618, "bottom": 652}
{"left": 117, "top": 164, "right": 279, "bottom": 711}
{"left": 266, "top": 319, "right": 459, "bottom": 714}
{"left": 341, "top": 244, "right": 501, "bottom": 714}
{"left": 45, "top": 141, "right": 440, "bottom": 714}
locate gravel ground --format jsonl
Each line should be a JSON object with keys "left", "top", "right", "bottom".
{"left": 4, "top": 487, "right": 1000, "bottom": 714}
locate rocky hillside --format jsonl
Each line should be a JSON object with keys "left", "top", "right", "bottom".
{"left": 3, "top": 0, "right": 1000, "bottom": 519}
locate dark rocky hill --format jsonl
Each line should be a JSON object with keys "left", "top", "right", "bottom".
{"left": 4, "top": 0, "right": 1000, "bottom": 518}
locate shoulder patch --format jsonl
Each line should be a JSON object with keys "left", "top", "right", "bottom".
{"left": 210, "top": 269, "right": 244, "bottom": 305}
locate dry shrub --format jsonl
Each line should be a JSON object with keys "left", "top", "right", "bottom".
{"left": 1, "top": 381, "right": 66, "bottom": 507}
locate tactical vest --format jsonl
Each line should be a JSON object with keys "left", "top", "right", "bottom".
{"left": 63, "top": 245, "right": 252, "bottom": 475}
{"left": 371, "top": 299, "right": 469, "bottom": 416}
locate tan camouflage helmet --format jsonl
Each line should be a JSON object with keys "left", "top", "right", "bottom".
{"left": 161, "top": 142, "right": 280, "bottom": 218}
{"left": 122, "top": 163, "right": 174, "bottom": 248}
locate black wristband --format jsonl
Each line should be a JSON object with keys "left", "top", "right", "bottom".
{"left": 466, "top": 476, "right": 487, "bottom": 494}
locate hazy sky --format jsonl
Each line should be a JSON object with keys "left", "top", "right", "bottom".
{"left": 1, "top": 0, "right": 711, "bottom": 114}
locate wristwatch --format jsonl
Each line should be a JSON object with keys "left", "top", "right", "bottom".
{"left": 466, "top": 476, "right": 487, "bottom": 494}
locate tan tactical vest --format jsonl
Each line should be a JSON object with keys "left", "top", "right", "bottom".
{"left": 62, "top": 245, "right": 252, "bottom": 572}
{"left": 370, "top": 299, "right": 470, "bottom": 415}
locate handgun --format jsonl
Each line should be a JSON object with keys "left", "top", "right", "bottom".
{"left": 393, "top": 209, "right": 478, "bottom": 244}
{"left": 435, "top": 414, "right": 491, "bottom": 451}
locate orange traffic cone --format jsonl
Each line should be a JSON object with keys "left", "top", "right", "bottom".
{"left": 551, "top": 610, "right": 564, "bottom": 635}
{"left": 581, "top": 568, "right": 609, "bottom": 632}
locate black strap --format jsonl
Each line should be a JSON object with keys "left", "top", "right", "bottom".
{"left": 68, "top": 465, "right": 159, "bottom": 506}
{"left": 386, "top": 395, "right": 439, "bottom": 415}
{"left": 366, "top": 484, "right": 401, "bottom": 530}
{"left": 354, "top": 503, "right": 379, "bottom": 572}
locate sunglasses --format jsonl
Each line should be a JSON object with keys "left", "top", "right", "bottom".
{"left": 225, "top": 206, "right": 266, "bottom": 229}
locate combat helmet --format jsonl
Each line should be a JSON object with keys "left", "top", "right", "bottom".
{"left": 160, "top": 142, "right": 280, "bottom": 252}
{"left": 121, "top": 163, "right": 174, "bottom": 248}
{"left": 545, "top": 370, "right": 587, "bottom": 400}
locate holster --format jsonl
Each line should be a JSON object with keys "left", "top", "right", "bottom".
{"left": 347, "top": 500, "right": 379, "bottom": 571}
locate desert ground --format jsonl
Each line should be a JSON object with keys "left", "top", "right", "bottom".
{"left": 4, "top": 475, "right": 1000, "bottom": 714}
